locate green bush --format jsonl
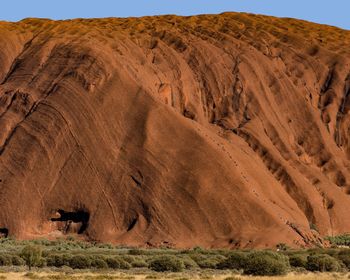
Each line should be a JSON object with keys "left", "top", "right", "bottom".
{"left": 116, "top": 257, "right": 132, "bottom": 269}
{"left": 188, "top": 254, "right": 220, "bottom": 269}
{"left": 129, "top": 248, "right": 145, "bottom": 255}
{"left": 105, "top": 257, "right": 131, "bottom": 269}
{"left": 46, "top": 254, "right": 72, "bottom": 267}
{"left": 306, "top": 254, "right": 341, "bottom": 272}
{"left": 97, "top": 243, "right": 113, "bottom": 249}
{"left": 11, "top": 255, "right": 25, "bottom": 266}
{"left": 337, "top": 250, "right": 350, "bottom": 268}
{"left": 119, "top": 255, "right": 135, "bottom": 263}
{"left": 91, "top": 257, "right": 108, "bottom": 269}
{"left": 36, "top": 257, "right": 46, "bottom": 268}
{"left": 181, "top": 257, "right": 198, "bottom": 269}
{"left": 131, "top": 259, "right": 148, "bottom": 268}
{"left": 306, "top": 248, "right": 326, "bottom": 255}
{"left": 195, "top": 258, "right": 218, "bottom": 269}
{"left": 288, "top": 254, "right": 307, "bottom": 268}
{"left": 149, "top": 256, "right": 184, "bottom": 272}
{"left": 309, "top": 223, "right": 319, "bottom": 232}
{"left": 217, "top": 252, "right": 248, "bottom": 270}
{"left": 189, "top": 254, "right": 224, "bottom": 269}
{"left": 192, "top": 246, "right": 205, "bottom": 253}
{"left": 20, "top": 245, "right": 43, "bottom": 270}
{"left": 105, "top": 257, "right": 120, "bottom": 269}
{"left": 243, "top": 251, "right": 289, "bottom": 276}
{"left": 276, "top": 243, "right": 289, "bottom": 251}
{"left": 0, "top": 254, "right": 12, "bottom": 266}
{"left": 69, "top": 255, "right": 92, "bottom": 269}
{"left": 326, "top": 235, "right": 350, "bottom": 246}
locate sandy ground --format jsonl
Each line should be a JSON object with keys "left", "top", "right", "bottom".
{"left": 0, "top": 271, "right": 349, "bottom": 280}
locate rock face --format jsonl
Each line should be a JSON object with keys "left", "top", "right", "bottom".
{"left": 0, "top": 13, "right": 350, "bottom": 248}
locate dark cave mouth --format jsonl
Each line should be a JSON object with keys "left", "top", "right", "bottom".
{"left": 0, "top": 228, "right": 8, "bottom": 238}
{"left": 51, "top": 209, "right": 90, "bottom": 234}
{"left": 127, "top": 217, "right": 138, "bottom": 232}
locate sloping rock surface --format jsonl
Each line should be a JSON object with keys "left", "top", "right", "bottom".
{"left": 0, "top": 13, "right": 350, "bottom": 248}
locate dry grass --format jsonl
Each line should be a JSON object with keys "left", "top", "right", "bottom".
{"left": 0, "top": 271, "right": 348, "bottom": 280}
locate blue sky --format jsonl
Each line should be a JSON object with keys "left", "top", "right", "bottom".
{"left": 1, "top": 0, "right": 349, "bottom": 30}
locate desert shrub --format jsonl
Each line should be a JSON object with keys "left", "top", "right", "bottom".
{"left": 36, "top": 257, "right": 46, "bottom": 268}
{"left": 119, "top": 255, "right": 135, "bottom": 263}
{"left": 336, "top": 250, "right": 350, "bottom": 268}
{"left": 306, "top": 254, "right": 341, "bottom": 272}
{"left": 32, "top": 239, "right": 53, "bottom": 246}
{"left": 20, "top": 245, "right": 43, "bottom": 270}
{"left": 309, "top": 223, "right": 319, "bottom": 232}
{"left": 326, "top": 234, "right": 350, "bottom": 246}
{"left": 149, "top": 256, "right": 184, "bottom": 272}
{"left": 105, "top": 257, "right": 131, "bottom": 269}
{"left": 91, "top": 257, "right": 108, "bottom": 269}
{"left": 96, "top": 243, "right": 113, "bottom": 249}
{"left": 0, "top": 254, "right": 12, "bottom": 266}
{"left": 192, "top": 246, "right": 205, "bottom": 253}
{"left": 288, "top": 254, "right": 308, "bottom": 268}
{"left": 217, "top": 252, "right": 248, "bottom": 270}
{"left": 208, "top": 257, "right": 226, "bottom": 269}
{"left": 128, "top": 248, "right": 145, "bottom": 255}
{"left": 69, "top": 255, "right": 92, "bottom": 269}
{"left": 105, "top": 257, "right": 120, "bottom": 269}
{"left": 46, "top": 254, "right": 72, "bottom": 267}
{"left": 181, "top": 257, "right": 198, "bottom": 269}
{"left": 276, "top": 243, "right": 289, "bottom": 251}
{"left": 195, "top": 258, "right": 218, "bottom": 269}
{"left": 131, "top": 259, "right": 148, "bottom": 268}
{"left": 189, "top": 254, "right": 224, "bottom": 269}
{"left": 243, "top": 251, "right": 289, "bottom": 276}
{"left": 116, "top": 257, "right": 132, "bottom": 269}
{"left": 307, "top": 248, "right": 326, "bottom": 255}
{"left": 0, "top": 238, "right": 14, "bottom": 245}
{"left": 11, "top": 255, "right": 25, "bottom": 266}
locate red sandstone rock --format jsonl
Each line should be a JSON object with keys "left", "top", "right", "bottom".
{"left": 0, "top": 13, "right": 350, "bottom": 248}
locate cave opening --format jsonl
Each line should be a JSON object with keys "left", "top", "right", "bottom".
{"left": 51, "top": 209, "right": 90, "bottom": 234}
{"left": 0, "top": 228, "right": 8, "bottom": 238}
{"left": 127, "top": 217, "right": 138, "bottom": 232}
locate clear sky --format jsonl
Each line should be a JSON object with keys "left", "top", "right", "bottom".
{"left": 1, "top": 0, "right": 349, "bottom": 30}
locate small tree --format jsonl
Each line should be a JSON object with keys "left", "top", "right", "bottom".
{"left": 21, "top": 245, "right": 42, "bottom": 270}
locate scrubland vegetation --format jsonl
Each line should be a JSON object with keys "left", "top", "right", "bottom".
{"left": 0, "top": 237, "right": 349, "bottom": 278}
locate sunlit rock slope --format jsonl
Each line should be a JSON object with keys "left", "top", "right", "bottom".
{"left": 1, "top": 13, "right": 350, "bottom": 248}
